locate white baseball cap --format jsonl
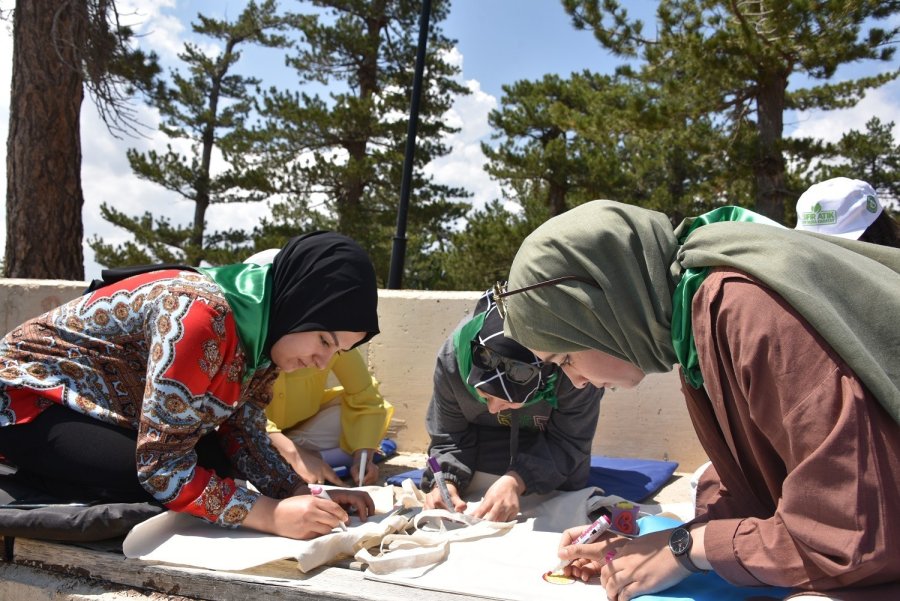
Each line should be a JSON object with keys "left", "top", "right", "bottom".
{"left": 243, "top": 248, "right": 280, "bottom": 265}
{"left": 794, "top": 177, "right": 882, "bottom": 239}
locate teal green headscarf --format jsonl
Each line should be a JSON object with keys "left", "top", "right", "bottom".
{"left": 198, "top": 263, "right": 273, "bottom": 374}
{"left": 504, "top": 199, "right": 900, "bottom": 424}
{"left": 670, "top": 206, "right": 783, "bottom": 388}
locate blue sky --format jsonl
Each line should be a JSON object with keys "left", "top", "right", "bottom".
{"left": 0, "top": 0, "right": 897, "bottom": 278}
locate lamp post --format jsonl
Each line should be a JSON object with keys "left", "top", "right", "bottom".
{"left": 387, "top": 0, "right": 431, "bottom": 289}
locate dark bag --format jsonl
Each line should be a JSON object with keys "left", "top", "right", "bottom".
{"left": 84, "top": 264, "right": 196, "bottom": 294}
{"left": 0, "top": 474, "right": 163, "bottom": 542}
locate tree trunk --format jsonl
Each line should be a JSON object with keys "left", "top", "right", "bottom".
{"left": 5, "top": 0, "right": 86, "bottom": 280}
{"left": 753, "top": 71, "right": 789, "bottom": 222}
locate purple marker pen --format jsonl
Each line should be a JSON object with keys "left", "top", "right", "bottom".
{"left": 427, "top": 456, "right": 455, "bottom": 510}
{"left": 549, "top": 514, "right": 612, "bottom": 574}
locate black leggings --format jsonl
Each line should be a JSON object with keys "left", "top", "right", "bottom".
{"left": 0, "top": 405, "right": 232, "bottom": 504}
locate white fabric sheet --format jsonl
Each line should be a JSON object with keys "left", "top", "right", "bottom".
{"left": 123, "top": 484, "right": 398, "bottom": 572}
{"left": 365, "top": 522, "right": 608, "bottom": 601}
{"left": 122, "top": 473, "right": 693, "bottom": 586}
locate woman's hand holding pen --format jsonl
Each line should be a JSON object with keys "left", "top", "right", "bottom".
{"left": 351, "top": 448, "right": 378, "bottom": 486}
{"left": 598, "top": 529, "right": 699, "bottom": 601}
{"left": 558, "top": 526, "right": 711, "bottom": 601}
{"left": 244, "top": 490, "right": 374, "bottom": 540}
{"left": 556, "top": 524, "right": 623, "bottom": 580}
{"left": 424, "top": 481, "right": 466, "bottom": 512}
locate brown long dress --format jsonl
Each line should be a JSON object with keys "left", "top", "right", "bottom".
{"left": 684, "top": 268, "right": 900, "bottom": 593}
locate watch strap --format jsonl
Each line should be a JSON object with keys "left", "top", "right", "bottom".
{"left": 673, "top": 546, "right": 707, "bottom": 574}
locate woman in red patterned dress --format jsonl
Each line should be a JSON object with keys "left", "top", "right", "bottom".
{"left": 0, "top": 232, "right": 378, "bottom": 540}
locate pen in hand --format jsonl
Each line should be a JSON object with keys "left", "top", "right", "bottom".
{"left": 309, "top": 484, "right": 348, "bottom": 531}
{"left": 426, "top": 456, "right": 456, "bottom": 511}
{"left": 549, "top": 514, "right": 612, "bottom": 574}
{"left": 358, "top": 449, "right": 368, "bottom": 486}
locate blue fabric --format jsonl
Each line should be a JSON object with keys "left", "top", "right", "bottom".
{"left": 385, "top": 455, "right": 679, "bottom": 502}
{"left": 635, "top": 515, "right": 792, "bottom": 600}
{"left": 588, "top": 456, "right": 678, "bottom": 501}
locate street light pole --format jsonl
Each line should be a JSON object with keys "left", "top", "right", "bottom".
{"left": 387, "top": 0, "right": 432, "bottom": 289}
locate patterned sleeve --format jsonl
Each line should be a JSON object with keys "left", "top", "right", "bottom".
{"left": 217, "top": 368, "right": 301, "bottom": 498}
{"left": 136, "top": 286, "right": 264, "bottom": 528}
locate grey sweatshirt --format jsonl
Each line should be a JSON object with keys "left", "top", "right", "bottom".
{"left": 422, "top": 335, "right": 603, "bottom": 495}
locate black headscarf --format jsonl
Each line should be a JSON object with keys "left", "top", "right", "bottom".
{"left": 265, "top": 231, "right": 379, "bottom": 355}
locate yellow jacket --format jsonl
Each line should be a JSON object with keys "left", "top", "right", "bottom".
{"left": 265, "top": 348, "right": 393, "bottom": 454}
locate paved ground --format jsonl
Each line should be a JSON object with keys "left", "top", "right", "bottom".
{"left": 376, "top": 451, "right": 427, "bottom": 482}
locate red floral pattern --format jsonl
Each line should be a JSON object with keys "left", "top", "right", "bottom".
{"left": 0, "top": 270, "right": 298, "bottom": 527}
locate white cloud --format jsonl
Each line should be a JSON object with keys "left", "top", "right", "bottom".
{"left": 426, "top": 78, "right": 503, "bottom": 213}
{"left": 788, "top": 78, "right": 900, "bottom": 142}
{"left": 118, "top": 0, "right": 184, "bottom": 61}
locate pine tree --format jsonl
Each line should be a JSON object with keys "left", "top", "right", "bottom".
{"left": 434, "top": 195, "right": 551, "bottom": 291}
{"left": 256, "top": 0, "right": 471, "bottom": 286}
{"left": 562, "top": 0, "right": 899, "bottom": 221}
{"left": 89, "top": 0, "right": 292, "bottom": 267}
{"left": 483, "top": 70, "right": 751, "bottom": 225}
{"left": 5, "top": 0, "right": 158, "bottom": 279}
{"left": 818, "top": 117, "right": 900, "bottom": 208}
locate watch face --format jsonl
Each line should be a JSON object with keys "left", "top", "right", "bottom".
{"left": 669, "top": 528, "right": 691, "bottom": 555}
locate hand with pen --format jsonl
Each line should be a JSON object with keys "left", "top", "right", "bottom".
{"left": 558, "top": 525, "right": 711, "bottom": 601}
{"left": 423, "top": 480, "right": 467, "bottom": 513}
{"left": 555, "top": 517, "right": 624, "bottom": 581}
{"left": 350, "top": 447, "right": 378, "bottom": 486}
{"left": 423, "top": 457, "right": 467, "bottom": 513}
{"left": 243, "top": 485, "right": 374, "bottom": 540}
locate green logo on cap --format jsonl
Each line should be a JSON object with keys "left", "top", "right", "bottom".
{"left": 800, "top": 202, "right": 837, "bottom": 226}
{"left": 866, "top": 195, "right": 877, "bottom": 213}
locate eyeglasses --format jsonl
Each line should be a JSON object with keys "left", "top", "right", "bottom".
{"left": 492, "top": 275, "right": 597, "bottom": 319}
{"left": 470, "top": 341, "right": 557, "bottom": 385}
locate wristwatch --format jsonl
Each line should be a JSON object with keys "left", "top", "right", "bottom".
{"left": 668, "top": 527, "right": 707, "bottom": 574}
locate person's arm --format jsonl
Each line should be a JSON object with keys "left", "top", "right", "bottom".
{"left": 508, "top": 377, "right": 602, "bottom": 494}
{"left": 267, "top": 428, "right": 344, "bottom": 486}
{"left": 134, "top": 292, "right": 268, "bottom": 527}
{"left": 421, "top": 339, "right": 478, "bottom": 497}
{"left": 217, "top": 368, "right": 301, "bottom": 498}
{"left": 692, "top": 271, "right": 900, "bottom": 589}
{"left": 330, "top": 348, "right": 392, "bottom": 454}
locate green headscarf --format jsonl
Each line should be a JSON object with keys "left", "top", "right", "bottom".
{"left": 671, "top": 206, "right": 783, "bottom": 388}
{"left": 504, "top": 199, "right": 900, "bottom": 424}
{"left": 198, "top": 263, "right": 272, "bottom": 374}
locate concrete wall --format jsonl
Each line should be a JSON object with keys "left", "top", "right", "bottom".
{"left": 0, "top": 279, "right": 708, "bottom": 471}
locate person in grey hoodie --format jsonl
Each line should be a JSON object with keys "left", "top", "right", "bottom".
{"left": 421, "top": 290, "right": 604, "bottom": 522}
